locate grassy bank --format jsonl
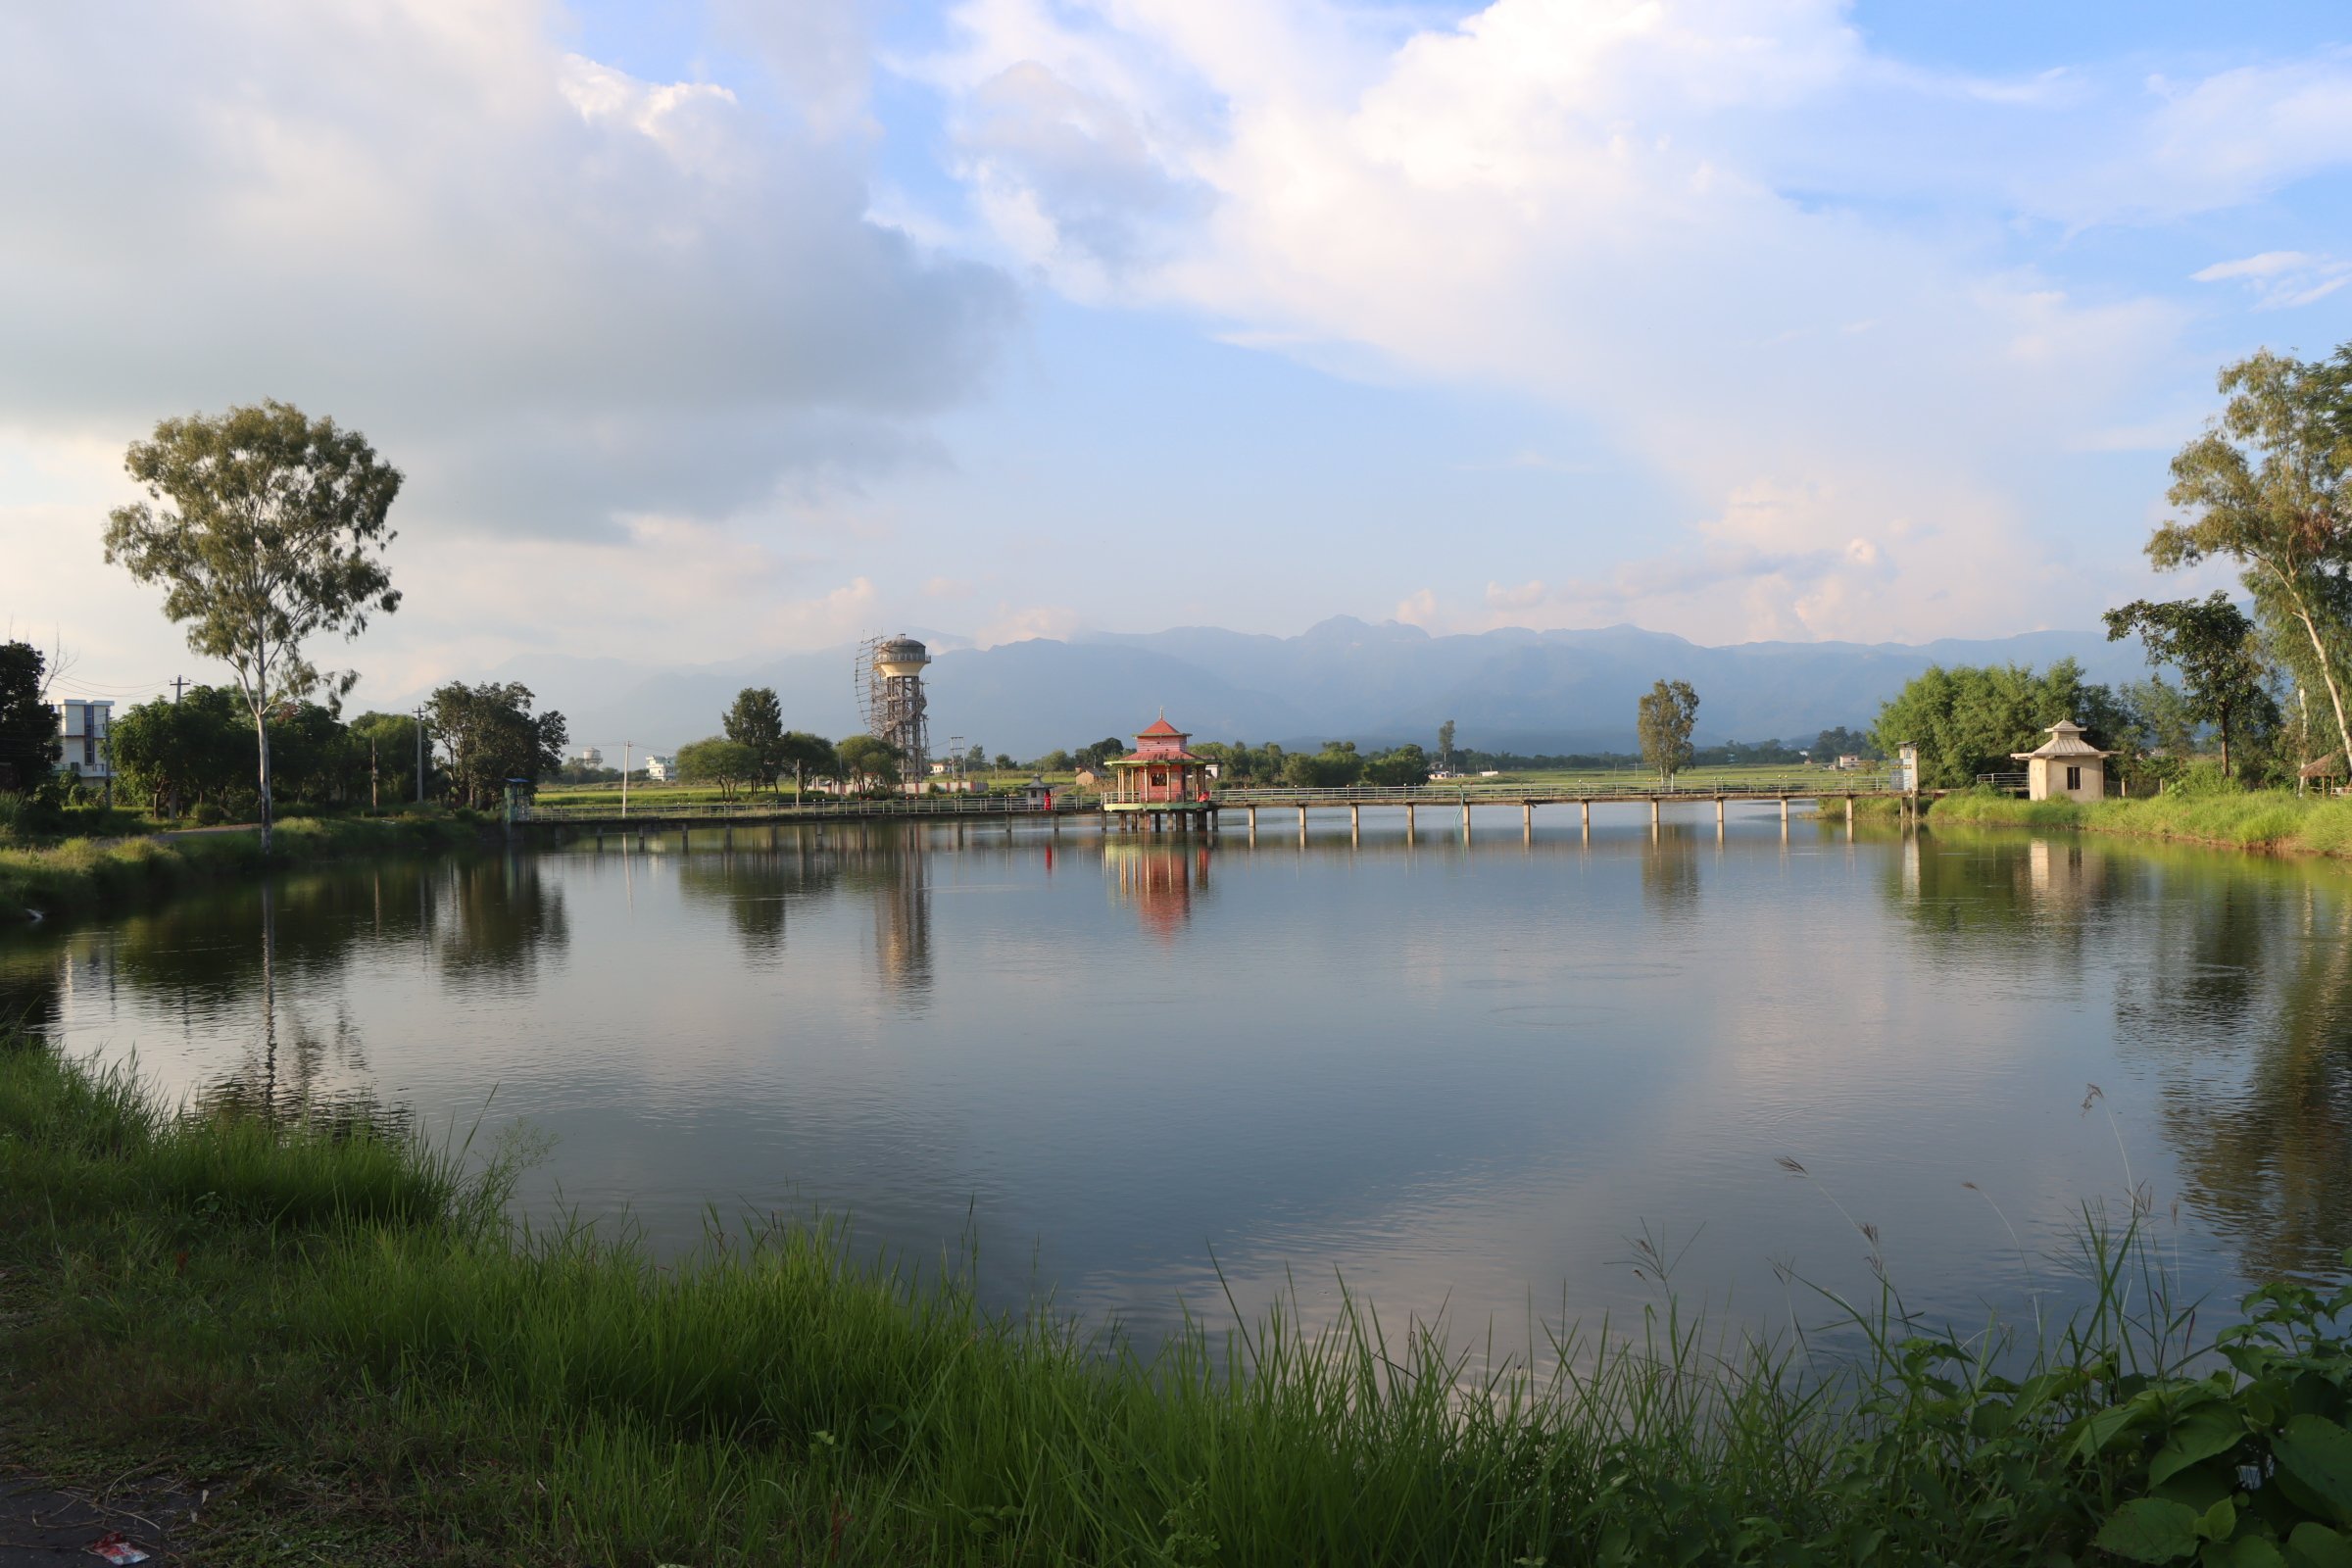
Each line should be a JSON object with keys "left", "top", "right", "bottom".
{"left": 1925, "top": 788, "right": 2352, "bottom": 858}
{"left": 0, "top": 813, "right": 488, "bottom": 924}
{"left": 9, "top": 1045, "right": 2352, "bottom": 1564}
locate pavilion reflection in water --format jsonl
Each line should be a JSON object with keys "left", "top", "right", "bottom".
{"left": 1105, "top": 839, "right": 1212, "bottom": 942}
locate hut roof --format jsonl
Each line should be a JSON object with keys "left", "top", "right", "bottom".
{"left": 2301, "top": 753, "right": 2345, "bottom": 780}
{"left": 2012, "top": 719, "right": 2115, "bottom": 760}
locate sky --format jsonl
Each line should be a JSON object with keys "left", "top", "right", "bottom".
{"left": 3, "top": 0, "right": 2350, "bottom": 712}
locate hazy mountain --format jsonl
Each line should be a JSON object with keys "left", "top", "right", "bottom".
{"left": 407, "top": 618, "right": 2153, "bottom": 760}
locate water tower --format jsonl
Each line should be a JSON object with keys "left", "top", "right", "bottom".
{"left": 857, "top": 633, "right": 931, "bottom": 786}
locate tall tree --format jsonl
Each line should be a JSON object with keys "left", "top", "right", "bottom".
{"left": 0, "top": 642, "right": 59, "bottom": 792}
{"left": 2103, "top": 593, "right": 2278, "bottom": 774}
{"left": 103, "top": 402, "right": 401, "bottom": 850}
{"left": 426, "top": 681, "right": 565, "bottom": 808}
{"left": 1636, "top": 679, "right": 1699, "bottom": 784}
{"left": 1437, "top": 718, "right": 1456, "bottom": 771}
{"left": 2150, "top": 349, "right": 2352, "bottom": 775}
{"left": 721, "top": 686, "right": 786, "bottom": 792}
{"left": 775, "top": 731, "right": 836, "bottom": 801}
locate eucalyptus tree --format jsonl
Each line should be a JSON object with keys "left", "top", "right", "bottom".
{"left": 1636, "top": 679, "right": 1699, "bottom": 784}
{"left": 2150, "top": 349, "right": 2352, "bottom": 772}
{"left": 103, "top": 402, "right": 401, "bottom": 849}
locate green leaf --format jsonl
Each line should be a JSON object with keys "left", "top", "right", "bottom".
{"left": 2157, "top": 1412, "right": 2253, "bottom": 1487}
{"left": 2288, "top": 1521, "right": 2352, "bottom": 1568}
{"left": 2098, "top": 1498, "right": 2205, "bottom": 1563}
{"left": 2205, "top": 1538, "right": 2290, "bottom": 1568}
{"left": 2199, "top": 1498, "right": 2242, "bottom": 1542}
{"left": 2277, "top": 1417, "right": 2352, "bottom": 1523}
{"left": 2078, "top": 1402, "right": 2155, "bottom": 1458}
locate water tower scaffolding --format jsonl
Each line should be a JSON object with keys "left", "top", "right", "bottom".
{"left": 863, "top": 634, "right": 931, "bottom": 788}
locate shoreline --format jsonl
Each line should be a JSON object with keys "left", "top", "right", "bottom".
{"left": 3, "top": 1042, "right": 2343, "bottom": 1564}
{"left": 0, "top": 813, "right": 493, "bottom": 925}
{"left": 1894, "top": 788, "right": 2352, "bottom": 860}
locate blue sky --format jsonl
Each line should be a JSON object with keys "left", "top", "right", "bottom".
{"left": 3, "top": 1, "right": 2349, "bottom": 705}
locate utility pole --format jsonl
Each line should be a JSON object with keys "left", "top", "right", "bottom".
{"left": 369, "top": 737, "right": 379, "bottom": 814}
{"left": 414, "top": 706, "right": 426, "bottom": 806}
{"left": 622, "top": 741, "right": 631, "bottom": 819}
{"left": 172, "top": 675, "right": 186, "bottom": 705}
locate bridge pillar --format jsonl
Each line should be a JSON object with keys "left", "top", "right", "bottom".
{"left": 1349, "top": 803, "right": 1359, "bottom": 846}
{"left": 1580, "top": 800, "right": 1591, "bottom": 837}
{"left": 1845, "top": 796, "right": 1854, "bottom": 830}
{"left": 1460, "top": 801, "right": 1472, "bottom": 841}
{"left": 1780, "top": 798, "right": 1789, "bottom": 826}
{"left": 681, "top": 827, "right": 690, "bottom": 852}
{"left": 723, "top": 827, "right": 732, "bottom": 849}
{"left": 1649, "top": 798, "right": 1660, "bottom": 831}
{"left": 1298, "top": 805, "right": 1307, "bottom": 845}
{"left": 1523, "top": 802, "right": 1533, "bottom": 842}
{"left": 1715, "top": 798, "right": 1726, "bottom": 832}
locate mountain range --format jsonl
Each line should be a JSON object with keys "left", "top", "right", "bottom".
{"left": 413, "top": 618, "right": 2155, "bottom": 760}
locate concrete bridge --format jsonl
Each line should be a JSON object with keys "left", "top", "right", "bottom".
{"left": 518, "top": 773, "right": 1938, "bottom": 847}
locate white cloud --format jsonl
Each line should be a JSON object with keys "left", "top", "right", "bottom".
{"left": 2192, "top": 251, "right": 2352, "bottom": 311}
{"left": 913, "top": 0, "right": 2341, "bottom": 641}
{"left": 0, "top": 2, "right": 1017, "bottom": 542}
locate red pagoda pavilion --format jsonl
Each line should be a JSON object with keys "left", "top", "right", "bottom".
{"left": 1103, "top": 713, "right": 1215, "bottom": 828}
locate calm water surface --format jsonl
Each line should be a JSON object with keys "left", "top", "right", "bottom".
{"left": 6, "top": 808, "right": 2348, "bottom": 1342}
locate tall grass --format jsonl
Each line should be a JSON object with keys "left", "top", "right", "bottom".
{"left": 0, "top": 812, "right": 483, "bottom": 923}
{"left": 7, "top": 1041, "right": 2352, "bottom": 1565}
{"left": 1925, "top": 787, "right": 2352, "bottom": 857}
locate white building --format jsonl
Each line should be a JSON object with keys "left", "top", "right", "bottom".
{"left": 643, "top": 754, "right": 678, "bottom": 782}
{"left": 58, "top": 700, "right": 113, "bottom": 782}
{"left": 575, "top": 746, "right": 604, "bottom": 769}
{"left": 2013, "top": 719, "right": 2114, "bottom": 803}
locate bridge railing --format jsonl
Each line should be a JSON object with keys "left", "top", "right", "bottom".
{"left": 524, "top": 794, "right": 1087, "bottom": 823}
{"left": 1212, "top": 776, "right": 1896, "bottom": 804}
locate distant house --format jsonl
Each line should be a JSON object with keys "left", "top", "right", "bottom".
{"left": 1836, "top": 754, "right": 1862, "bottom": 771}
{"left": 57, "top": 700, "right": 113, "bottom": 783}
{"left": 574, "top": 746, "right": 603, "bottom": 769}
{"left": 1073, "top": 765, "right": 1107, "bottom": 790}
{"left": 644, "top": 754, "right": 678, "bottom": 782}
{"left": 2012, "top": 720, "right": 2114, "bottom": 803}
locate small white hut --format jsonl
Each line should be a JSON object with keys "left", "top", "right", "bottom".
{"left": 2012, "top": 720, "right": 2114, "bottom": 803}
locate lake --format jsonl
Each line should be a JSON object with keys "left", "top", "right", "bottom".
{"left": 6, "top": 807, "right": 2346, "bottom": 1345}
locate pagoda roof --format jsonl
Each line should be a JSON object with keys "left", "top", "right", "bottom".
{"left": 1136, "top": 715, "right": 1188, "bottom": 739}
{"left": 2012, "top": 719, "right": 2115, "bottom": 760}
{"left": 1111, "top": 749, "right": 1206, "bottom": 764}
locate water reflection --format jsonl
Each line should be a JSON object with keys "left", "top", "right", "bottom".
{"left": 1106, "top": 839, "right": 1211, "bottom": 942}
{"left": 11, "top": 822, "right": 2352, "bottom": 1340}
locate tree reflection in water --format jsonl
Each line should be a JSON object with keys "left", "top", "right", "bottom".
{"left": 2111, "top": 853, "right": 2352, "bottom": 1282}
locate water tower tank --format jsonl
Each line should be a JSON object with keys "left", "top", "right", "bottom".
{"left": 875, "top": 636, "right": 930, "bottom": 679}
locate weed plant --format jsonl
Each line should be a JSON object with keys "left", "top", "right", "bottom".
{"left": 7, "top": 1040, "right": 2352, "bottom": 1564}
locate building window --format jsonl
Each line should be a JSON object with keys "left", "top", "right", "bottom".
{"left": 2066, "top": 765, "right": 2082, "bottom": 791}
